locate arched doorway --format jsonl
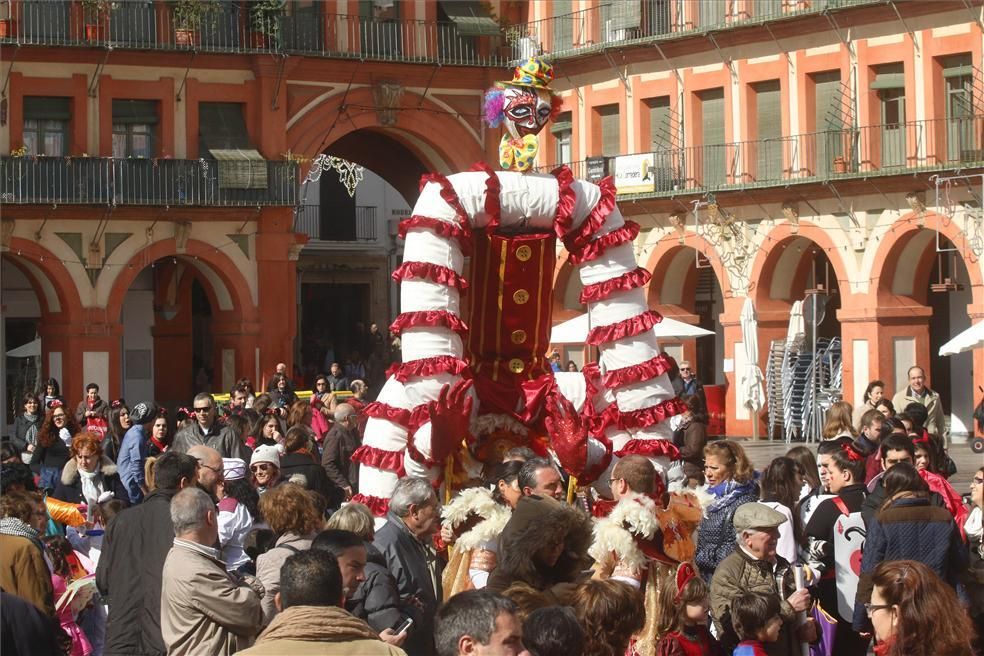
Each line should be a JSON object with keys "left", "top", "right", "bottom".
{"left": 647, "top": 245, "right": 726, "bottom": 386}
{"left": 2, "top": 258, "right": 43, "bottom": 425}
{"left": 874, "top": 224, "right": 979, "bottom": 438}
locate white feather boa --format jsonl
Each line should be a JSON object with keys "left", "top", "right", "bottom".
{"left": 441, "top": 487, "right": 512, "bottom": 553}
{"left": 669, "top": 482, "right": 715, "bottom": 518}
{"left": 588, "top": 492, "right": 661, "bottom": 571}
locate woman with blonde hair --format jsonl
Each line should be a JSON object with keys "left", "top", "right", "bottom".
{"left": 255, "top": 484, "right": 322, "bottom": 624}
{"left": 822, "top": 400, "right": 857, "bottom": 440}
{"left": 325, "top": 503, "right": 404, "bottom": 634}
{"left": 694, "top": 441, "right": 759, "bottom": 581}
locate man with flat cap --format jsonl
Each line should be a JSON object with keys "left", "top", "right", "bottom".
{"left": 710, "top": 502, "right": 815, "bottom": 655}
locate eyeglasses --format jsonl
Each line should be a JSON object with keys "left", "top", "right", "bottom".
{"left": 864, "top": 603, "right": 892, "bottom": 617}
{"left": 608, "top": 477, "right": 622, "bottom": 485}
{"left": 198, "top": 462, "right": 224, "bottom": 478}
{"left": 193, "top": 406, "right": 212, "bottom": 414}
{"left": 52, "top": 413, "right": 66, "bottom": 419}
{"left": 680, "top": 367, "right": 692, "bottom": 372}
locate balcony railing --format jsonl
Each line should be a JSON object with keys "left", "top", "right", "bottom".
{"left": 293, "top": 205, "right": 378, "bottom": 243}
{"left": 0, "top": 157, "right": 298, "bottom": 206}
{"left": 549, "top": 115, "right": 984, "bottom": 198}
{"left": 507, "top": 0, "right": 881, "bottom": 61}
{"left": 0, "top": 1, "right": 508, "bottom": 66}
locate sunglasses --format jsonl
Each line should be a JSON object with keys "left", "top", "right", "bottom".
{"left": 251, "top": 463, "right": 274, "bottom": 473}
{"left": 193, "top": 406, "right": 212, "bottom": 414}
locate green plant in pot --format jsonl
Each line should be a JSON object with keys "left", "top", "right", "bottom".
{"left": 172, "top": 0, "right": 219, "bottom": 45}
{"left": 249, "top": 0, "right": 285, "bottom": 48}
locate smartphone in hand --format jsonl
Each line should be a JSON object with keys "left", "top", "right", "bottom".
{"left": 393, "top": 617, "right": 414, "bottom": 635}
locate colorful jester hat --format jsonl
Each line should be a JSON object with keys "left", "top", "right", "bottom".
{"left": 483, "top": 56, "right": 563, "bottom": 172}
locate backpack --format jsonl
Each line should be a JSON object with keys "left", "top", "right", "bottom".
{"left": 831, "top": 497, "right": 866, "bottom": 621}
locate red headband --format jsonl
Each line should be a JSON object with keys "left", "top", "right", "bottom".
{"left": 176, "top": 406, "right": 192, "bottom": 418}
{"left": 673, "top": 562, "right": 698, "bottom": 604}
{"left": 49, "top": 399, "right": 64, "bottom": 409}
{"left": 111, "top": 398, "right": 126, "bottom": 409}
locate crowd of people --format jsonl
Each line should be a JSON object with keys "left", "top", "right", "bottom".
{"left": 0, "top": 361, "right": 981, "bottom": 656}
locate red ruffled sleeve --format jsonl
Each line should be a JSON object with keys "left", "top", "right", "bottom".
{"left": 602, "top": 352, "right": 675, "bottom": 389}
{"left": 389, "top": 310, "right": 469, "bottom": 336}
{"left": 351, "top": 444, "right": 406, "bottom": 477}
{"left": 580, "top": 267, "right": 652, "bottom": 304}
{"left": 563, "top": 177, "right": 616, "bottom": 253}
{"left": 614, "top": 438, "right": 681, "bottom": 460}
{"left": 350, "top": 493, "right": 390, "bottom": 517}
{"left": 363, "top": 401, "right": 412, "bottom": 427}
{"left": 568, "top": 221, "right": 640, "bottom": 265}
{"left": 472, "top": 162, "right": 502, "bottom": 233}
{"left": 399, "top": 216, "right": 472, "bottom": 254}
{"left": 617, "top": 398, "right": 687, "bottom": 430}
{"left": 587, "top": 309, "right": 663, "bottom": 346}
{"left": 392, "top": 261, "right": 469, "bottom": 291}
{"left": 419, "top": 172, "right": 471, "bottom": 235}
{"left": 552, "top": 165, "right": 576, "bottom": 239}
{"left": 385, "top": 356, "right": 471, "bottom": 383}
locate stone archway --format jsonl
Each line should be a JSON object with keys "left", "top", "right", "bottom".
{"left": 867, "top": 212, "right": 984, "bottom": 438}
{"left": 105, "top": 238, "right": 259, "bottom": 406}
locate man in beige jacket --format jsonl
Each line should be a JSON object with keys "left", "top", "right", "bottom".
{"left": 160, "top": 487, "right": 263, "bottom": 655}
{"left": 237, "top": 549, "right": 406, "bottom": 655}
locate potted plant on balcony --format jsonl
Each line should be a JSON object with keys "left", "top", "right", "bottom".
{"left": 249, "top": 0, "right": 284, "bottom": 49}
{"left": 172, "top": 0, "right": 219, "bottom": 47}
{"left": 81, "top": 0, "right": 112, "bottom": 42}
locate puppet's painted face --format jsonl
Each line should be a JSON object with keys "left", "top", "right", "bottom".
{"left": 502, "top": 86, "right": 554, "bottom": 140}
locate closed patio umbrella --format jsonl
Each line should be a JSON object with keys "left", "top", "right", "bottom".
{"left": 740, "top": 297, "right": 765, "bottom": 439}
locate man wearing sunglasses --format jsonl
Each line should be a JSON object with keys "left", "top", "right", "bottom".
{"left": 172, "top": 393, "right": 251, "bottom": 461}
{"left": 678, "top": 361, "right": 707, "bottom": 413}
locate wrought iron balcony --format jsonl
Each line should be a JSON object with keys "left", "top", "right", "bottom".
{"left": 0, "top": 156, "right": 298, "bottom": 206}
{"left": 506, "top": 0, "right": 882, "bottom": 62}
{"left": 293, "top": 204, "right": 379, "bottom": 244}
{"left": 0, "top": 0, "right": 508, "bottom": 66}
{"left": 549, "top": 115, "right": 984, "bottom": 199}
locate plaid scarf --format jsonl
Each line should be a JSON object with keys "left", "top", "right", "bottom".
{"left": 0, "top": 517, "right": 43, "bottom": 551}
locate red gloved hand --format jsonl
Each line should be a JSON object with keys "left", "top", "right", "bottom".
{"left": 427, "top": 379, "right": 474, "bottom": 464}
{"left": 544, "top": 388, "right": 588, "bottom": 479}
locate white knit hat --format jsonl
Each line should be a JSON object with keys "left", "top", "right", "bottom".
{"left": 250, "top": 445, "right": 280, "bottom": 469}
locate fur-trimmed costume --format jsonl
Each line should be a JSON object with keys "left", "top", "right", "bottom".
{"left": 440, "top": 487, "right": 512, "bottom": 598}
{"left": 486, "top": 495, "right": 593, "bottom": 615}
{"left": 589, "top": 491, "right": 705, "bottom": 656}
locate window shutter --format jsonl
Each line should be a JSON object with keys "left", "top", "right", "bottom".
{"left": 199, "top": 102, "right": 252, "bottom": 151}
{"left": 700, "top": 88, "right": 725, "bottom": 146}
{"left": 552, "top": 0, "right": 573, "bottom": 52}
{"left": 112, "top": 99, "right": 160, "bottom": 124}
{"left": 871, "top": 63, "right": 905, "bottom": 90}
{"left": 24, "top": 96, "right": 71, "bottom": 121}
{"left": 598, "top": 104, "right": 620, "bottom": 157}
{"left": 755, "top": 81, "right": 781, "bottom": 140}
{"left": 647, "top": 96, "right": 672, "bottom": 150}
{"left": 813, "top": 71, "right": 842, "bottom": 131}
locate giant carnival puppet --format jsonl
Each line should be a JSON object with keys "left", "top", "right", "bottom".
{"left": 351, "top": 57, "right": 702, "bottom": 632}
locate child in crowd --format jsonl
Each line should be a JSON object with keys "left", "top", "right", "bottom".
{"left": 43, "top": 535, "right": 93, "bottom": 656}
{"left": 731, "top": 592, "right": 783, "bottom": 656}
{"left": 654, "top": 563, "right": 721, "bottom": 656}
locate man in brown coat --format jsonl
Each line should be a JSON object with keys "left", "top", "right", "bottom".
{"left": 161, "top": 487, "right": 263, "bottom": 655}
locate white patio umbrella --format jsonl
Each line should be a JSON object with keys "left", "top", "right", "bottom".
{"left": 550, "top": 313, "right": 715, "bottom": 344}
{"left": 938, "top": 320, "right": 984, "bottom": 356}
{"left": 785, "top": 300, "right": 805, "bottom": 346}
{"left": 740, "top": 297, "right": 766, "bottom": 439}
{"left": 5, "top": 338, "right": 41, "bottom": 358}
